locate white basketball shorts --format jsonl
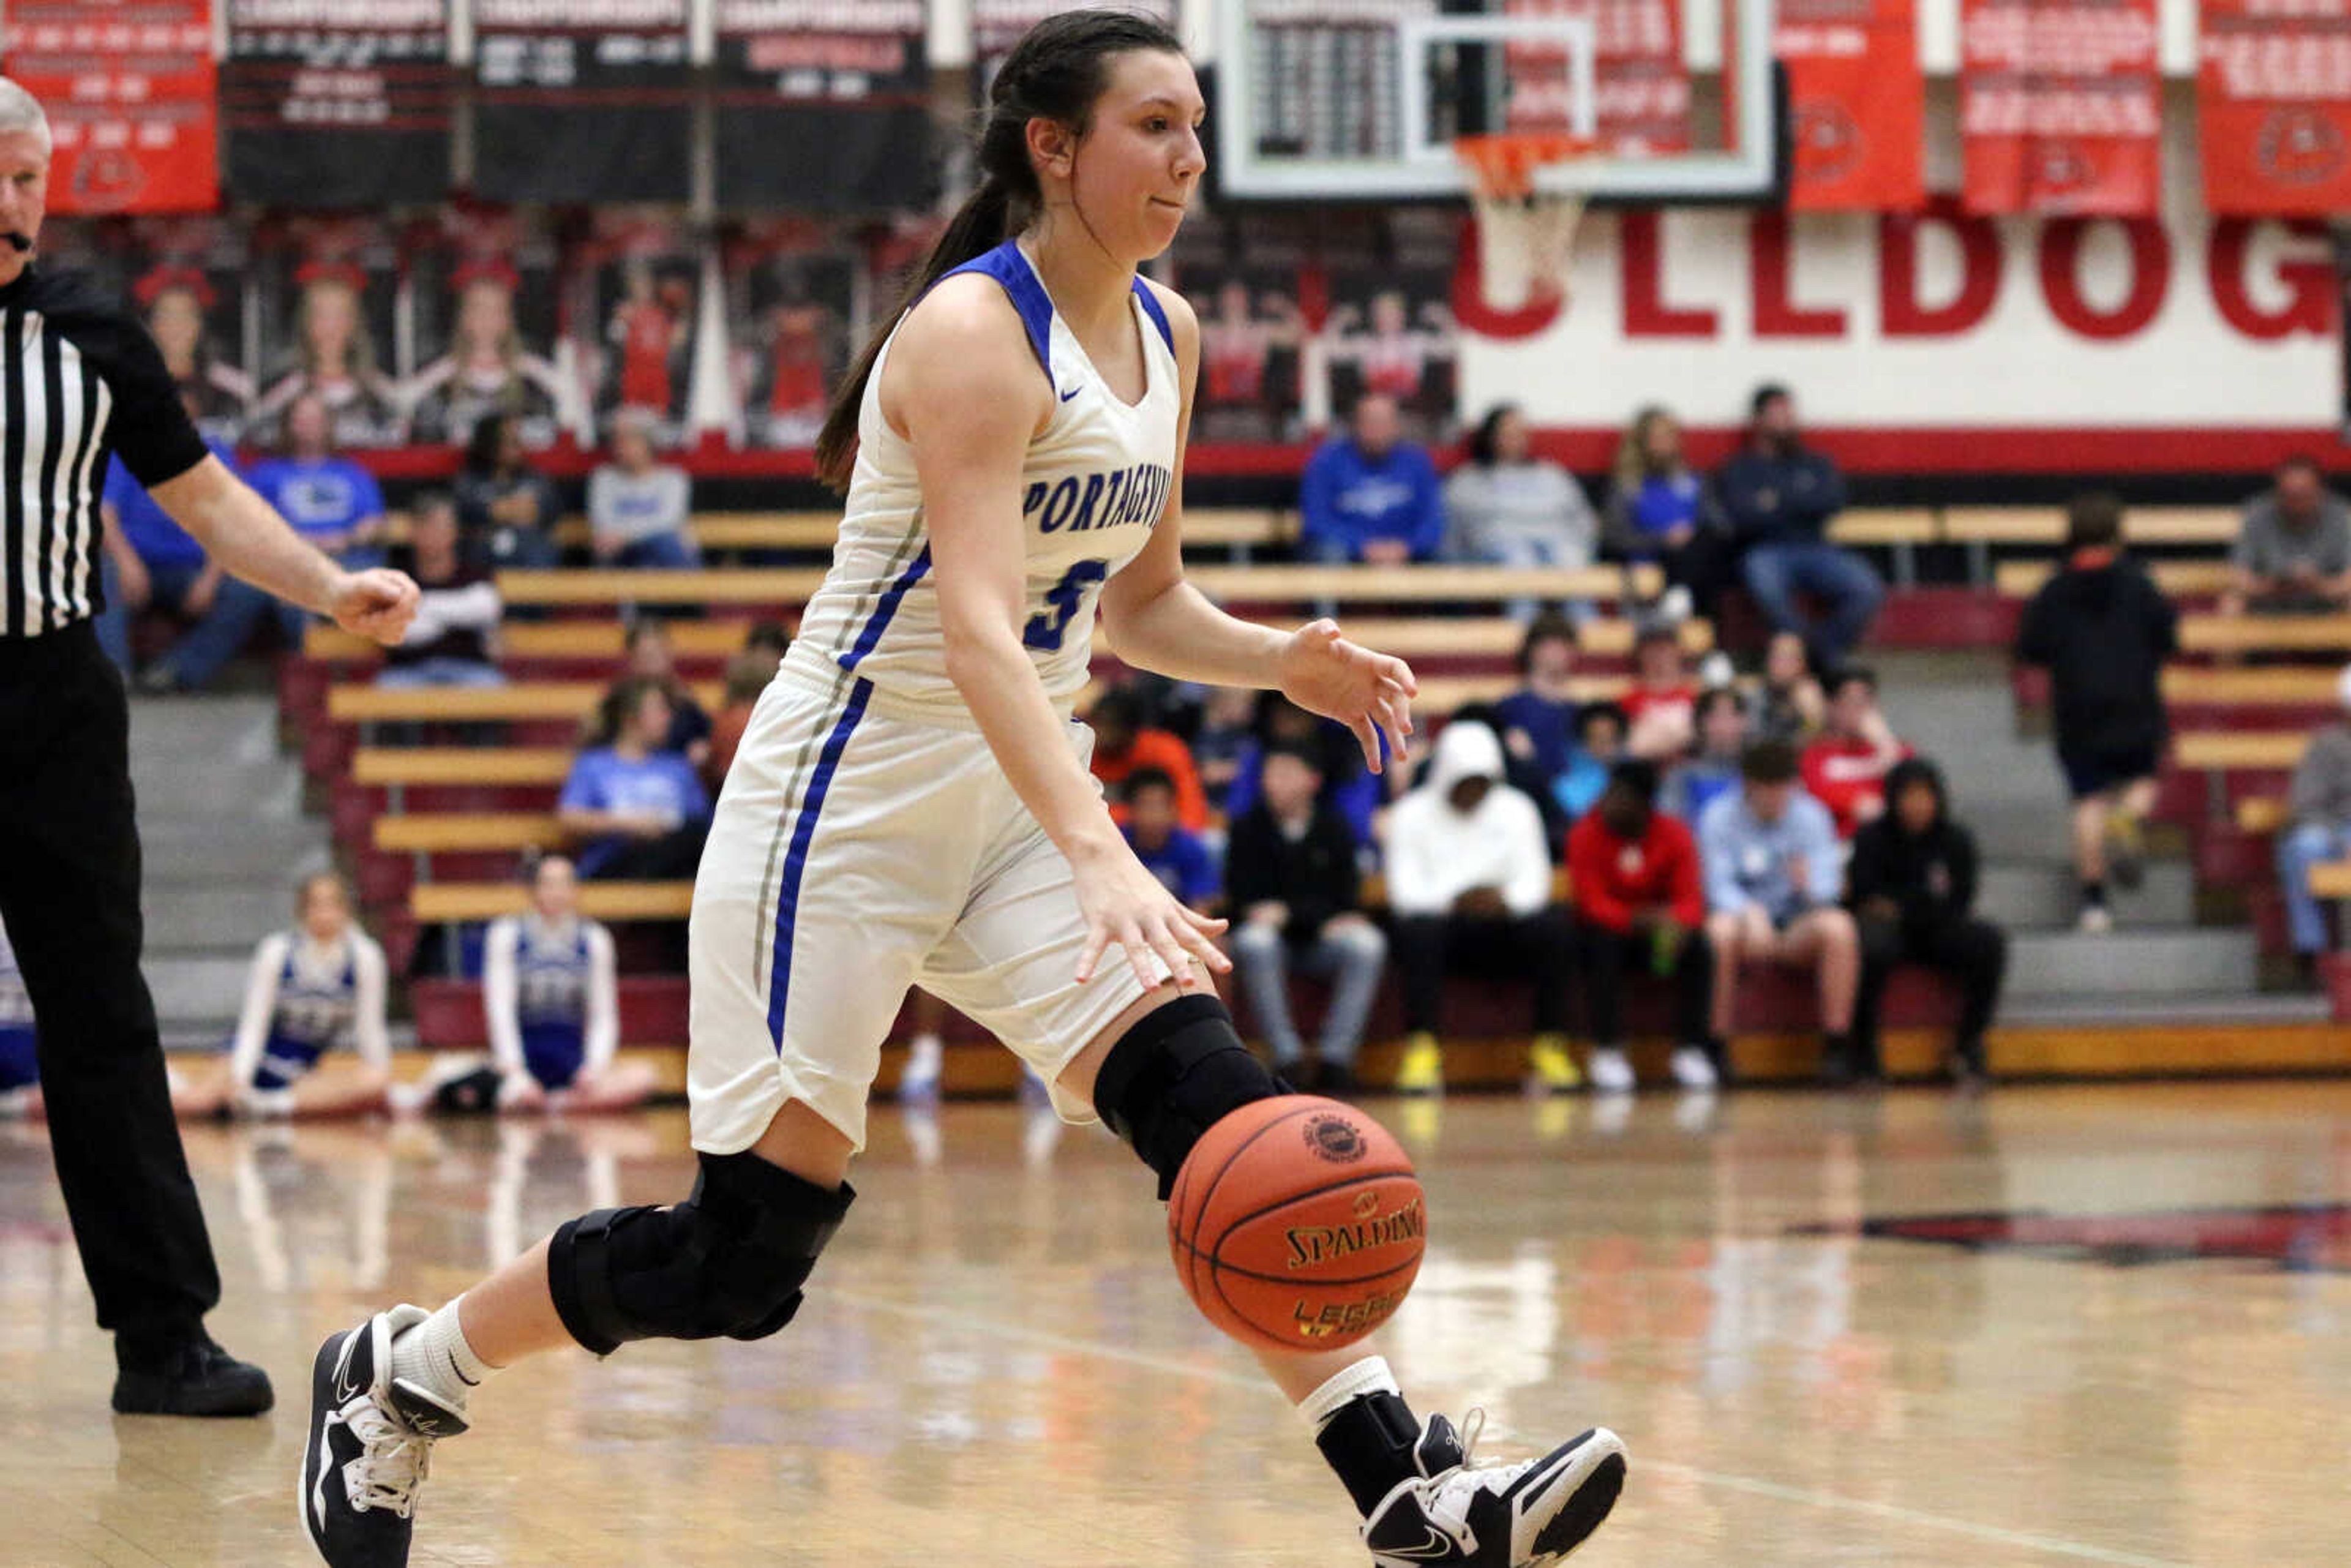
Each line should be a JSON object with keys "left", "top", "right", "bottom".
{"left": 687, "top": 655, "right": 1157, "bottom": 1154}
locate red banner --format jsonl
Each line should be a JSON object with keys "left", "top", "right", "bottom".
{"left": 1, "top": 0, "right": 218, "bottom": 214}
{"left": 2199, "top": 0, "right": 2351, "bottom": 214}
{"left": 1960, "top": 0, "right": 2160, "bottom": 215}
{"left": 1780, "top": 0, "right": 1924, "bottom": 210}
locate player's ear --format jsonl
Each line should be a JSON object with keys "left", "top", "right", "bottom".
{"left": 1025, "top": 114, "right": 1077, "bottom": 181}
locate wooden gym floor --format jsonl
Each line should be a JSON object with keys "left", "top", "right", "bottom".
{"left": 2, "top": 1082, "right": 2348, "bottom": 1566}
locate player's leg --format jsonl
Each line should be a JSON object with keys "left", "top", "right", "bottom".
{"left": 568, "top": 1060, "right": 659, "bottom": 1112}
{"left": 1774, "top": 908, "right": 1861, "bottom": 1068}
{"left": 1704, "top": 909, "right": 1750, "bottom": 1041}
{"left": 287, "top": 1062, "right": 394, "bottom": 1119}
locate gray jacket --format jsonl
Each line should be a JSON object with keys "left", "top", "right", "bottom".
{"left": 2290, "top": 724, "right": 2351, "bottom": 825}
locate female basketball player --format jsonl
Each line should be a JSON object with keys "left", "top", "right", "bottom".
{"left": 302, "top": 16, "right": 1623, "bottom": 1567}
{"left": 175, "top": 872, "right": 391, "bottom": 1119}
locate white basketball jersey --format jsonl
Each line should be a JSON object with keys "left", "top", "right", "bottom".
{"left": 787, "top": 239, "right": 1180, "bottom": 725}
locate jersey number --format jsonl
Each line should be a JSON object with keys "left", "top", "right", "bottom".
{"left": 1024, "top": 560, "right": 1109, "bottom": 651}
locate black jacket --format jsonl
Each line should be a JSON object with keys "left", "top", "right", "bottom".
{"left": 1848, "top": 759, "right": 1982, "bottom": 929}
{"left": 2016, "top": 555, "right": 2178, "bottom": 757}
{"left": 1225, "top": 802, "right": 1362, "bottom": 942}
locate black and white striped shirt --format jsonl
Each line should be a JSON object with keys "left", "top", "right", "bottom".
{"left": 0, "top": 264, "right": 209, "bottom": 639}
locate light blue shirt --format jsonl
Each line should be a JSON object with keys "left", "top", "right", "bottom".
{"left": 1698, "top": 787, "right": 1842, "bottom": 921}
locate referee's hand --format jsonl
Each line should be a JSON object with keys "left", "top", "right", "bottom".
{"left": 330, "top": 568, "right": 422, "bottom": 646}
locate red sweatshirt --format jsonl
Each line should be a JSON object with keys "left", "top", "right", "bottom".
{"left": 1567, "top": 811, "right": 1706, "bottom": 933}
{"left": 1093, "top": 728, "right": 1211, "bottom": 831}
{"left": 1801, "top": 733, "right": 1913, "bottom": 839}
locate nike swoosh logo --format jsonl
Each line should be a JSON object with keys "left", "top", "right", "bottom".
{"left": 331, "top": 1337, "right": 364, "bottom": 1406}
{"left": 1059, "top": 386, "right": 1082, "bottom": 402}
{"left": 1379, "top": 1523, "right": 1461, "bottom": 1561}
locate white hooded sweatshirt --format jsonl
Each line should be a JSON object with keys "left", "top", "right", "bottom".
{"left": 1382, "top": 720, "right": 1553, "bottom": 918}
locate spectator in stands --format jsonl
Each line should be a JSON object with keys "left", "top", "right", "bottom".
{"left": 1717, "top": 384, "right": 1881, "bottom": 669}
{"left": 1663, "top": 686, "right": 1748, "bottom": 825}
{"left": 246, "top": 391, "right": 388, "bottom": 569}
{"left": 707, "top": 645, "right": 781, "bottom": 790}
{"left": 1297, "top": 392, "right": 1444, "bottom": 566}
{"left": 1553, "top": 701, "right": 1626, "bottom": 823}
{"left": 377, "top": 494, "right": 504, "bottom": 689}
{"left": 1224, "top": 694, "right": 1381, "bottom": 847}
{"left": 1087, "top": 686, "right": 1209, "bottom": 832}
{"left": 1603, "top": 404, "right": 1734, "bottom": 623}
{"left": 1801, "top": 666, "right": 1912, "bottom": 838}
{"left": 1745, "top": 629, "right": 1826, "bottom": 745}
{"left": 1494, "top": 613, "right": 1582, "bottom": 792}
{"left": 620, "top": 615, "right": 712, "bottom": 767}
{"left": 0, "top": 911, "right": 42, "bottom": 1121}
{"left": 402, "top": 855, "right": 658, "bottom": 1116}
{"left": 2016, "top": 491, "right": 2177, "bottom": 933}
{"left": 1384, "top": 718, "right": 1578, "bottom": 1095}
{"left": 1850, "top": 759, "right": 2008, "bottom": 1086}
{"left": 2225, "top": 456, "right": 2351, "bottom": 617}
{"left": 1569, "top": 760, "right": 1717, "bottom": 1093}
{"left": 1227, "top": 743, "right": 1387, "bottom": 1095}
{"left": 2276, "top": 662, "right": 2351, "bottom": 977}
{"left": 558, "top": 676, "right": 713, "bottom": 880}
{"left": 171, "top": 873, "right": 392, "bottom": 1119}
{"left": 588, "top": 408, "right": 699, "bottom": 570}
{"left": 1191, "top": 684, "right": 1258, "bottom": 818}
{"left": 1622, "top": 625, "right": 1699, "bottom": 761}
{"left": 1121, "top": 768, "right": 1219, "bottom": 913}
{"left": 455, "top": 411, "right": 561, "bottom": 572}
{"left": 1442, "top": 402, "right": 1598, "bottom": 621}
{"left": 1699, "top": 738, "right": 1862, "bottom": 1084}
{"left": 93, "top": 390, "right": 230, "bottom": 674}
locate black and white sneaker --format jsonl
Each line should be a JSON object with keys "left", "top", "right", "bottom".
{"left": 299, "top": 1306, "right": 468, "bottom": 1567}
{"left": 1361, "top": 1412, "right": 1626, "bottom": 1567}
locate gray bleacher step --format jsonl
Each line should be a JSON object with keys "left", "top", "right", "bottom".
{"left": 1998, "top": 990, "right": 2331, "bottom": 1027}
{"left": 127, "top": 693, "right": 301, "bottom": 819}
{"left": 137, "top": 820, "right": 330, "bottom": 882}
{"left": 140, "top": 953, "right": 257, "bottom": 1029}
{"left": 141, "top": 883, "right": 308, "bottom": 953}
{"left": 1976, "top": 860, "right": 2195, "bottom": 931}
{"left": 2003, "top": 928, "right": 2260, "bottom": 1000}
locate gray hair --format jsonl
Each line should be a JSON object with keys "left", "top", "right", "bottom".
{"left": 0, "top": 78, "right": 50, "bottom": 154}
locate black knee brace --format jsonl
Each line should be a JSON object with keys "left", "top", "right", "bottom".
{"left": 547, "top": 1150, "right": 853, "bottom": 1356}
{"left": 1093, "top": 994, "right": 1286, "bottom": 1200}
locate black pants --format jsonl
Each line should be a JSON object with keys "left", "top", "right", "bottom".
{"left": 1392, "top": 907, "right": 1575, "bottom": 1035}
{"left": 1854, "top": 913, "right": 2008, "bottom": 1063}
{"left": 1573, "top": 918, "right": 1713, "bottom": 1047}
{"left": 587, "top": 820, "right": 710, "bottom": 880}
{"left": 0, "top": 623, "right": 219, "bottom": 1346}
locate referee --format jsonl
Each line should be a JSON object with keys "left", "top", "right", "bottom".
{"left": 0, "top": 81, "right": 418, "bottom": 1414}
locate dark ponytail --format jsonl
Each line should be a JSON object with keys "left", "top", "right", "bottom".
{"left": 814, "top": 7, "right": 1187, "bottom": 490}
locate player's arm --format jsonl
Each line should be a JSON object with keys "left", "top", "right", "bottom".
{"left": 351, "top": 936, "right": 392, "bottom": 1075}
{"left": 482, "top": 918, "right": 527, "bottom": 1080}
{"left": 1101, "top": 281, "right": 1417, "bottom": 771}
{"left": 899, "top": 279, "right": 1222, "bottom": 988}
{"left": 224, "top": 933, "right": 289, "bottom": 1092}
{"left": 583, "top": 924, "right": 621, "bottom": 1076}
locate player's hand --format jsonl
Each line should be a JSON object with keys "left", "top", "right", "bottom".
{"left": 1071, "top": 841, "right": 1232, "bottom": 992}
{"left": 1278, "top": 618, "right": 1417, "bottom": 773}
{"left": 331, "top": 567, "right": 421, "bottom": 646}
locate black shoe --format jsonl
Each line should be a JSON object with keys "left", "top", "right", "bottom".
{"left": 1360, "top": 1411, "right": 1627, "bottom": 1566}
{"left": 112, "top": 1334, "right": 274, "bottom": 1417}
{"left": 301, "top": 1307, "right": 467, "bottom": 1567}
{"left": 1818, "top": 1047, "right": 1858, "bottom": 1089}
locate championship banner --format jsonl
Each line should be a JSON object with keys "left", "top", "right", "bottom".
{"left": 2199, "top": 0, "right": 2351, "bottom": 216}
{"left": 471, "top": 0, "right": 692, "bottom": 205}
{"left": 712, "top": 0, "right": 935, "bottom": 212}
{"left": 1504, "top": 0, "right": 1691, "bottom": 154}
{"left": 221, "top": 0, "right": 454, "bottom": 208}
{"left": 1, "top": 0, "right": 217, "bottom": 213}
{"left": 1780, "top": 0, "right": 1924, "bottom": 211}
{"left": 1960, "top": 0, "right": 2161, "bottom": 215}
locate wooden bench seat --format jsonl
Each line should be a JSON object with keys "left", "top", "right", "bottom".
{"left": 2161, "top": 667, "right": 2343, "bottom": 705}
{"left": 328, "top": 680, "right": 722, "bottom": 724}
{"left": 1944, "top": 506, "right": 2238, "bottom": 546}
{"left": 411, "top": 880, "right": 694, "bottom": 923}
{"left": 2237, "top": 798, "right": 2289, "bottom": 834}
{"left": 2180, "top": 616, "right": 2351, "bottom": 655}
{"left": 309, "top": 619, "right": 758, "bottom": 663}
{"left": 1826, "top": 508, "right": 1937, "bottom": 545}
{"left": 2311, "top": 861, "right": 2351, "bottom": 898}
{"left": 1995, "top": 560, "right": 2237, "bottom": 600}
{"left": 355, "top": 748, "right": 576, "bottom": 786}
{"left": 375, "top": 813, "right": 566, "bottom": 853}
{"left": 2173, "top": 732, "right": 2308, "bottom": 771}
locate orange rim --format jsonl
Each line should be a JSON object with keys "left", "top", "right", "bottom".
{"left": 1453, "top": 132, "right": 1598, "bottom": 201}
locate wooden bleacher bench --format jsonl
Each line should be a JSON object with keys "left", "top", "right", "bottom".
{"left": 2172, "top": 732, "right": 2308, "bottom": 771}
{"left": 375, "top": 813, "right": 565, "bottom": 853}
{"left": 411, "top": 881, "right": 694, "bottom": 923}
{"left": 328, "top": 680, "right": 722, "bottom": 724}
{"left": 497, "top": 568, "right": 830, "bottom": 606}
{"left": 1826, "top": 508, "right": 1937, "bottom": 546}
{"left": 2180, "top": 615, "right": 2351, "bottom": 655}
{"left": 2160, "top": 666, "right": 2342, "bottom": 705}
{"left": 1943, "top": 506, "right": 2239, "bottom": 546}
{"left": 2236, "top": 798, "right": 2289, "bottom": 834}
{"left": 354, "top": 748, "right": 576, "bottom": 786}
{"left": 309, "top": 619, "right": 757, "bottom": 663}
{"left": 2310, "top": 861, "right": 2351, "bottom": 899}
{"left": 1995, "top": 560, "right": 2238, "bottom": 600}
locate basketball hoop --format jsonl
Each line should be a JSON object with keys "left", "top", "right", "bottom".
{"left": 1456, "top": 132, "right": 1595, "bottom": 312}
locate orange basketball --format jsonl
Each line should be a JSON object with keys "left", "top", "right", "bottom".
{"left": 1168, "top": 1095, "right": 1425, "bottom": 1352}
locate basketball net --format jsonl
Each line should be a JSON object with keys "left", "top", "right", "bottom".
{"left": 1457, "top": 133, "right": 1594, "bottom": 312}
